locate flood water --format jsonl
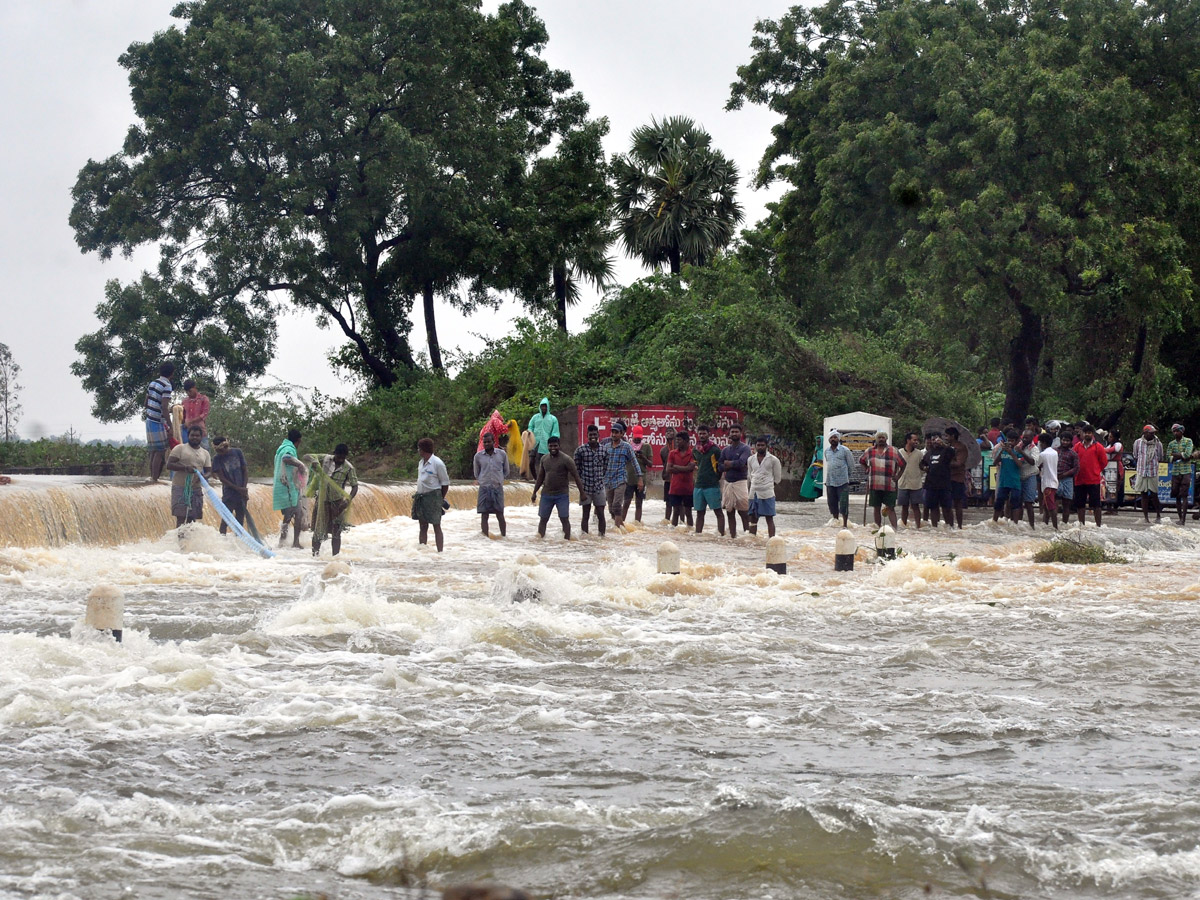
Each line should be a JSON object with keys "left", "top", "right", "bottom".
{"left": 1, "top": 479, "right": 1198, "bottom": 899}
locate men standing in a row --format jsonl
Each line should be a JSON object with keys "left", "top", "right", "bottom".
{"left": 720, "top": 424, "right": 752, "bottom": 538}
{"left": 824, "top": 431, "right": 855, "bottom": 528}
{"left": 474, "top": 431, "right": 509, "bottom": 538}
{"left": 574, "top": 424, "right": 608, "bottom": 536}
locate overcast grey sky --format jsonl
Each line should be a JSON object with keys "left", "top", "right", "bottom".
{"left": 0, "top": 0, "right": 795, "bottom": 441}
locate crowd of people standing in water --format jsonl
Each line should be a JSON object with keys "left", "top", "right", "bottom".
{"left": 844, "top": 416, "right": 1200, "bottom": 533}
{"left": 146, "top": 365, "right": 1198, "bottom": 557}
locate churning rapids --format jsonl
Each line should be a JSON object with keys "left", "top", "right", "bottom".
{"left": 1, "top": 477, "right": 1198, "bottom": 900}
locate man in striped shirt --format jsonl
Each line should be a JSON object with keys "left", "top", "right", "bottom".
{"left": 145, "top": 362, "right": 174, "bottom": 481}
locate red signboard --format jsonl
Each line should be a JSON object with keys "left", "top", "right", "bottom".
{"left": 575, "top": 406, "right": 743, "bottom": 470}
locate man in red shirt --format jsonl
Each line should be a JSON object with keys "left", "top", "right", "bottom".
{"left": 664, "top": 431, "right": 696, "bottom": 528}
{"left": 1073, "top": 425, "right": 1109, "bottom": 526}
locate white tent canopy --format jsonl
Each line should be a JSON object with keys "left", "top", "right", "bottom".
{"left": 823, "top": 412, "right": 892, "bottom": 451}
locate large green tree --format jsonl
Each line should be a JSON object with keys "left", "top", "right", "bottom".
{"left": 731, "top": 0, "right": 1200, "bottom": 426}
{"left": 612, "top": 116, "right": 744, "bottom": 275}
{"left": 511, "top": 118, "right": 614, "bottom": 332}
{"left": 71, "top": 0, "right": 589, "bottom": 413}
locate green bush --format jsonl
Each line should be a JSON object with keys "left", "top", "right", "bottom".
{"left": 1033, "top": 538, "right": 1127, "bottom": 565}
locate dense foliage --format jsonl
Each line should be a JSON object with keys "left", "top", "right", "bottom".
{"left": 730, "top": 0, "right": 1200, "bottom": 431}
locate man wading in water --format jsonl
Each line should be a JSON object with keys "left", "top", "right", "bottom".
{"left": 532, "top": 436, "right": 585, "bottom": 540}
{"left": 414, "top": 437, "right": 451, "bottom": 552}
{"left": 166, "top": 425, "right": 211, "bottom": 528}
{"left": 473, "top": 431, "right": 509, "bottom": 538}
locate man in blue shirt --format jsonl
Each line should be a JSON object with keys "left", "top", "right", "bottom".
{"left": 824, "top": 431, "right": 856, "bottom": 527}
{"left": 603, "top": 421, "right": 643, "bottom": 530}
{"left": 719, "top": 423, "right": 753, "bottom": 539}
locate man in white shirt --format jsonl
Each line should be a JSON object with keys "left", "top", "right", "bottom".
{"left": 1038, "top": 433, "right": 1060, "bottom": 530}
{"left": 896, "top": 431, "right": 925, "bottom": 529}
{"left": 747, "top": 437, "right": 783, "bottom": 537}
{"left": 414, "top": 437, "right": 451, "bottom": 552}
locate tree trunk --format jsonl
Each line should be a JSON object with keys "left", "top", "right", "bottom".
{"left": 1097, "top": 323, "right": 1150, "bottom": 431}
{"left": 668, "top": 246, "right": 681, "bottom": 275}
{"left": 1001, "top": 286, "right": 1044, "bottom": 424}
{"left": 552, "top": 260, "right": 568, "bottom": 333}
{"left": 423, "top": 281, "right": 443, "bottom": 372}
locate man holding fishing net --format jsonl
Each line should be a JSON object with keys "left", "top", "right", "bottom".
{"left": 166, "top": 425, "right": 212, "bottom": 527}
{"left": 306, "top": 444, "right": 359, "bottom": 557}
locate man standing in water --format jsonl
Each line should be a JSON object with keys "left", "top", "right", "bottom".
{"left": 627, "top": 425, "right": 653, "bottom": 523}
{"left": 210, "top": 436, "right": 249, "bottom": 536}
{"left": 166, "top": 425, "right": 212, "bottom": 528}
{"left": 1074, "top": 425, "right": 1109, "bottom": 526}
{"left": 665, "top": 430, "right": 696, "bottom": 528}
{"left": 824, "top": 431, "right": 856, "bottom": 528}
{"left": 897, "top": 431, "right": 924, "bottom": 528}
{"left": 145, "top": 362, "right": 174, "bottom": 482}
{"left": 1038, "top": 433, "right": 1060, "bottom": 530}
{"left": 603, "top": 422, "right": 643, "bottom": 530}
{"left": 747, "top": 436, "right": 783, "bottom": 537}
{"left": 273, "top": 429, "right": 307, "bottom": 548}
{"left": 311, "top": 444, "right": 359, "bottom": 557}
{"left": 573, "top": 424, "right": 609, "bottom": 536}
{"left": 691, "top": 423, "right": 725, "bottom": 536}
{"left": 1056, "top": 428, "right": 1079, "bottom": 512}
{"left": 1132, "top": 425, "right": 1164, "bottom": 524}
{"left": 532, "top": 436, "right": 585, "bottom": 540}
{"left": 473, "top": 430, "right": 510, "bottom": 538}
{"left": 414, "top": 437, "right": 450, "bottom": 551}
{"left": 860, "top": 431, "right": 904, "bottom": 530}
{"left": 527, "top": 398, "right": 559, "bottom": 478}
{"left": 945, "top": 427, "right": 970, "bottom": 528}
{"left": 921, "top": 433, "right": 955, "bottom": 528}
{"left": 719, "top": 423, "right": 752, "bottom": 539}
{"left": 1014, "top": 425, "right": 1041, "bottom": 529}
{"left": 1166, "top": 424, "right": 1194, "bottom": 526}
{"left": 659, "top": 425, "right": 676, "bottom": 509}
{"left": 991, "top": 431, "right": 1023, "bottom": 523}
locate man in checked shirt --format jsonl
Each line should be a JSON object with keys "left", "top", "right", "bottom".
{"left": 573, "top": 424, "right": 609, "bottom": 536}
{"left": 603, "top": 421, "right": 644, "bottom": 531}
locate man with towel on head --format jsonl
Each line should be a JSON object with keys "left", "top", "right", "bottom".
{"left": 824, "top": 430, "right": 856, "bottom": 528}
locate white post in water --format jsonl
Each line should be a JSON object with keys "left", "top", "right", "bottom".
{"left": 834, "top": 529, "right": 856, "bottom": 571}
{"left": 657, "top": 541, "right": 680, "bottom": 575}
{"left": 874, "top": 525, "right": 896, "bottom": 561}
{"left": 85, "top": 584, "right": 124, "bottom": 643}
{"left": 766, "top": 536, "right": 787, "bottom": 574}
{"left": 322, "top": 560, "right": 352, "bottom": 580}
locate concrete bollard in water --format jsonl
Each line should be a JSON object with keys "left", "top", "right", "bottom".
{"left": 322, "top": 560, "right": 352, "bottom": 580}
{"left": 874, "top": 525, "right": 896, "bottom": 561}
{"left": 834, "top": 529, "right": 856, "bottom": 571}
{"left": 85, "top": 584, "right": 124, "bottom": 643}
{"left": 766, "top": 536, "right": 788, "bottom": 574}
{"left": 657, "top": 541, "right": 681, "bottom": 575}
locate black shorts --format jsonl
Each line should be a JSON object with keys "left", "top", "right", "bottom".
{"left": 1073, "top": 483, "right": 1102, "bottom": 510}
{"left": 668, "top": 492, "right": 694, "bottom": 510}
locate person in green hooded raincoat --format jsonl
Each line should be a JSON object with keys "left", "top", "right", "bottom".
{"left": 527, "top": 398, "right": 559, "bottom": 480}
{"left": 273, "top": 428, "right": 307, "bottom": 548}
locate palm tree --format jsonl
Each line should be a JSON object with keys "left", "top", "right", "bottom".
{"left": 550, "top": 225, "right": 616, "bottom": 332}
{"left": 612, "top": 117, "right": 744, "bottom": 274}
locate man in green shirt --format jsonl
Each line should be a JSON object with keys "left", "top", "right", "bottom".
{"left": 1166, "top": 424, "right": 1195, "bottom": 526}
{"left": 691, "top": 423, "right": 725, "bottom": 536}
